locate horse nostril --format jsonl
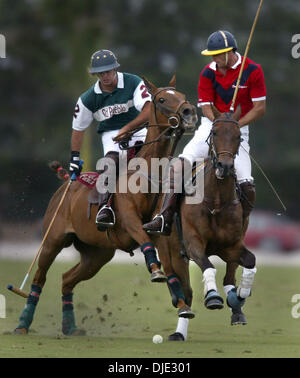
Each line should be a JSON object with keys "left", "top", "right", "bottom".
{"left": 217, "top": 161, "right": 233, "bottom": 177}
{"left": 182, "top": 108, "right": 192, "bottom": 117}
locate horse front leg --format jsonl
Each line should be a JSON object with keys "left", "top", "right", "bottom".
{"left": 237, "top": 246, "right": 257, "bottom": 300}
{"left": 221, "top": 245, "right": 256, "bottom": 325}
{"left": 154, "top": 236, "right": 194, "bottom": 342}
{"left": 223, "top": 261, "right": 247, "bottom": 325}
{"left": 186, "top": 235, "right": 224, "bottom": 310}
{"left": 120, "top": 210, "right": 167, "bottom": 282}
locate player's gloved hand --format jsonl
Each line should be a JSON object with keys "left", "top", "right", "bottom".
{"left": 69, "top": 151, "right": 82, "bottom": 177}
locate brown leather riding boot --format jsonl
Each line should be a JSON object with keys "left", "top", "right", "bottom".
{"left": 143, "top": 160, "right": 185, "bottom": 236}
{"left": 96, "top": 192, "right": 115, "bottom": 231}
{"left": 95, "top": 151, "right": 119, "bottom": 231}
{"left": 143, "top": 192, "right": 179, "bottom": 236}
{"left": 240, "top": 181, "right": 256, "bottom": 220}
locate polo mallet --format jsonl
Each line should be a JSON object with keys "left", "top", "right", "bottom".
{"left": 7, "top": 162, "right": 83, "bottom": 298}
{"left": 230, "top": 0, "right": 264, "bottom": 112}
{"left": 228, "top": 1, "right": 285, "bottom": 212}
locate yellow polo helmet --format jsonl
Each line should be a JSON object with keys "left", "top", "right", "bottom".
{"left": 201, "top": 31, "right": 238, "bottom": 56}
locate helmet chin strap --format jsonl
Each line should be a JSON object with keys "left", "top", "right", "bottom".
{"left": 225, "top": 51, "right": 229, "bottom": 66}
{"left": 219, "top": 30, "right": 229, "bottom": 66}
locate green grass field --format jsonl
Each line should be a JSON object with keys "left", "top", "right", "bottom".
{"left": 1, "top": 257, "right": 300, "bottom": 358}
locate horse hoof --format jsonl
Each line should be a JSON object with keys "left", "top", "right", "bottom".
{"left": 231, "top": 311, "right": 247, "bottom": 325}
{"left": 204, "top": 290, "right": 224, "bottom": 310}
{"left": 168, "top": 332, "right": 185, "bottom": 341}
{"left": 69, "top": 328, "right": 86, "bottom": 336}
{"left": 63, "top": 327, "right": 86, "bottom": 336}
{"left": 177, "top": 305, "right": 195, "bottom": 319}
{"left": 14, "top": 328, "right": 28, "bottom": 335}
{"left": 151, "top": 270, "right": 167, "bottom": 283}
{"left": 227, "top": 288, "right": 245, "bottom": 310}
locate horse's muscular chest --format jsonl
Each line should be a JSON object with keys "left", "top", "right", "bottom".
{"left": 204, "top": 213, "right": 243, "bottom": 245}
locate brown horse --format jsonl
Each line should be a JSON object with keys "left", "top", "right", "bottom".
{"left": 180, "top": 106, "right": 257, "bottom": 325}
{"left": 14, "top": 75, "right": 198, "bottom": 337}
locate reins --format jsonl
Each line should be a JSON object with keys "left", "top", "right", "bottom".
{"left": 207, "top": 117, "right": 240, "bottom": 168}
{"left": 207, "top": 116, "right": 287, "bottom": 213}
{"left": 117, "top": 86, "right": 189, "bottom": 153}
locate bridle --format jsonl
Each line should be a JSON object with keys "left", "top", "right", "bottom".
{"left": 203, "top": 115, "right": 241, "bottom": 214}
{"left": 152, "top": 87, "right": 190, "bottom": 129}
{"left": 208, "top": 116, "right": 241, "bottom": 169}
{"left": 119, "top": 87, "right": 192, "bottom": 151}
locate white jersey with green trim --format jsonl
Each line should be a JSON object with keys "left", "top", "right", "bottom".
{"left": 72, "top": 72, "right": 150, "bottom": 134}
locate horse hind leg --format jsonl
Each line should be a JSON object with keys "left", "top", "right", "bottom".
{"left": 167, "top": 274, "right": 194, "bottom": 341}
{"left": 61, "top": 239, "right": 115, "bottom": 336}
{"left": 155, "top": 237, "right": 194, "bottom": 342}
{"left": 14, "top": 234, "right": 73, "bottom": 335}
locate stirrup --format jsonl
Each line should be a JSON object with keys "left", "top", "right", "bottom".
{"left": 143, "top": 214, "right": 165, "bottom": 234}
{"left": 96, "top": 204, "right": 116, "bottom": 226}
{"left": 152, "top": 214, "right": 165, "bottom": 233}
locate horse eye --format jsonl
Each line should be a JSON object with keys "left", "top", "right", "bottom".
{"left": 159, "top": 98, "right": 165, "bottom": 103}
{"left": 212, "top": 130, "right": 217, "bottom": 136}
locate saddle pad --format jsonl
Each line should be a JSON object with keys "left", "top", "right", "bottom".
{"left": 77, "top": 172, "right": 99, "bottom": 189}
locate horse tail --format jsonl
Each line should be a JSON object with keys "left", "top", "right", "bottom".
{"left": 49, "top": 161, "right": 70, "bottom": 181}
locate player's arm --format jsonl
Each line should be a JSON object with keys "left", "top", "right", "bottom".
{"left": 239, "top": 65, "right": 266, "bottom": 127}
{"left": 114, "top": 80, "right": 151, "bottom": 141}
{"left": 115, "top": 101, "right": 150, "bottom": 140}
{"left": 201, "top": 104, "right": 216, "bottom": 122}
{"left": 238, "top": 99, "right": 266, "bottom": 128}
{"left": 71, "top": 129, "right": 85, "bottom": 151}
{"left": 198, "top": 68, "right": 215, "bottom": 122}
{"left": 71, "top": 97, "right": 94, "bottom": 150}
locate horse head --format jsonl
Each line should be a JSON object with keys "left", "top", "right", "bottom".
{"left": 143, "top": 74, "right": 198, "bottom": 134}
{"left": 209, "top": 105, "right": 242, "bottom": 180}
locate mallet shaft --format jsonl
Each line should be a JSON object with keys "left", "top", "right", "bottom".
{"left": 230, "top": 0, "right": 264, "bottom": 111}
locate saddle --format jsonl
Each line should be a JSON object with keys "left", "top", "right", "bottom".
{"left": 76, "top": 172, "right": 101, "bottom": 219}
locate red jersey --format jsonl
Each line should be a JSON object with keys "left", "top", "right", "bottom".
{"left": 198, "top": 53, "right": 266, "bottom": 118}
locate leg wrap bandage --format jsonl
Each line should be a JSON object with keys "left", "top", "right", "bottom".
{"left": 17, "top": 284, "right": 42, "bottom": 330}
{"left": 237, "top": 267, "right": 257, "bottom": 299}
{"left": 141, "top": 242, "right": 161, "bottom": 273}
{"left": 62, "top": 293, "right": 77, "bottom": 335}
{"left": 167, "top": 275, "right": 185, "bottom": 308}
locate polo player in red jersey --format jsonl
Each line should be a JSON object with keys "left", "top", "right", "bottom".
{"left": 143, "top": 30, "right": 266, "bottom": 236}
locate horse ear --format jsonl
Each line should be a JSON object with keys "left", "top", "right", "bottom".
{"left": 232, "top": 105, "right": 241, "bottom": 121}
{"left": 169, "top": 73, "right": 176, "bottom": 88}
{"left": 210, "top": 104, "right": 221, "bottom": 120}
{"left": 142, "top": 76, "right": 157, "bottom": 95}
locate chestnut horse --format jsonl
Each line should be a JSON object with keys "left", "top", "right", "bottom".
{"left": 180, "top": 107, "right": 257, "bottom": 325}
{"left": 14, "top": 75, "right": 198, "bottom": 337}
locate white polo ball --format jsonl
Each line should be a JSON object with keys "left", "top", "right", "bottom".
{"left": 152, "top": 334, "right": 163, "bottom": 344}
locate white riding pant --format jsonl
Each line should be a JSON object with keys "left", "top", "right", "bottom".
{"left": 179, "top": 117, "right": 253, "bottom": 183}
{"left": 101, "top": 128, "right": 147, "bottom": 156}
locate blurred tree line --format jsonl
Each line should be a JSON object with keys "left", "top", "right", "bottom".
{"left": 0, "top": 0, "right": 299, "bottom": 225}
